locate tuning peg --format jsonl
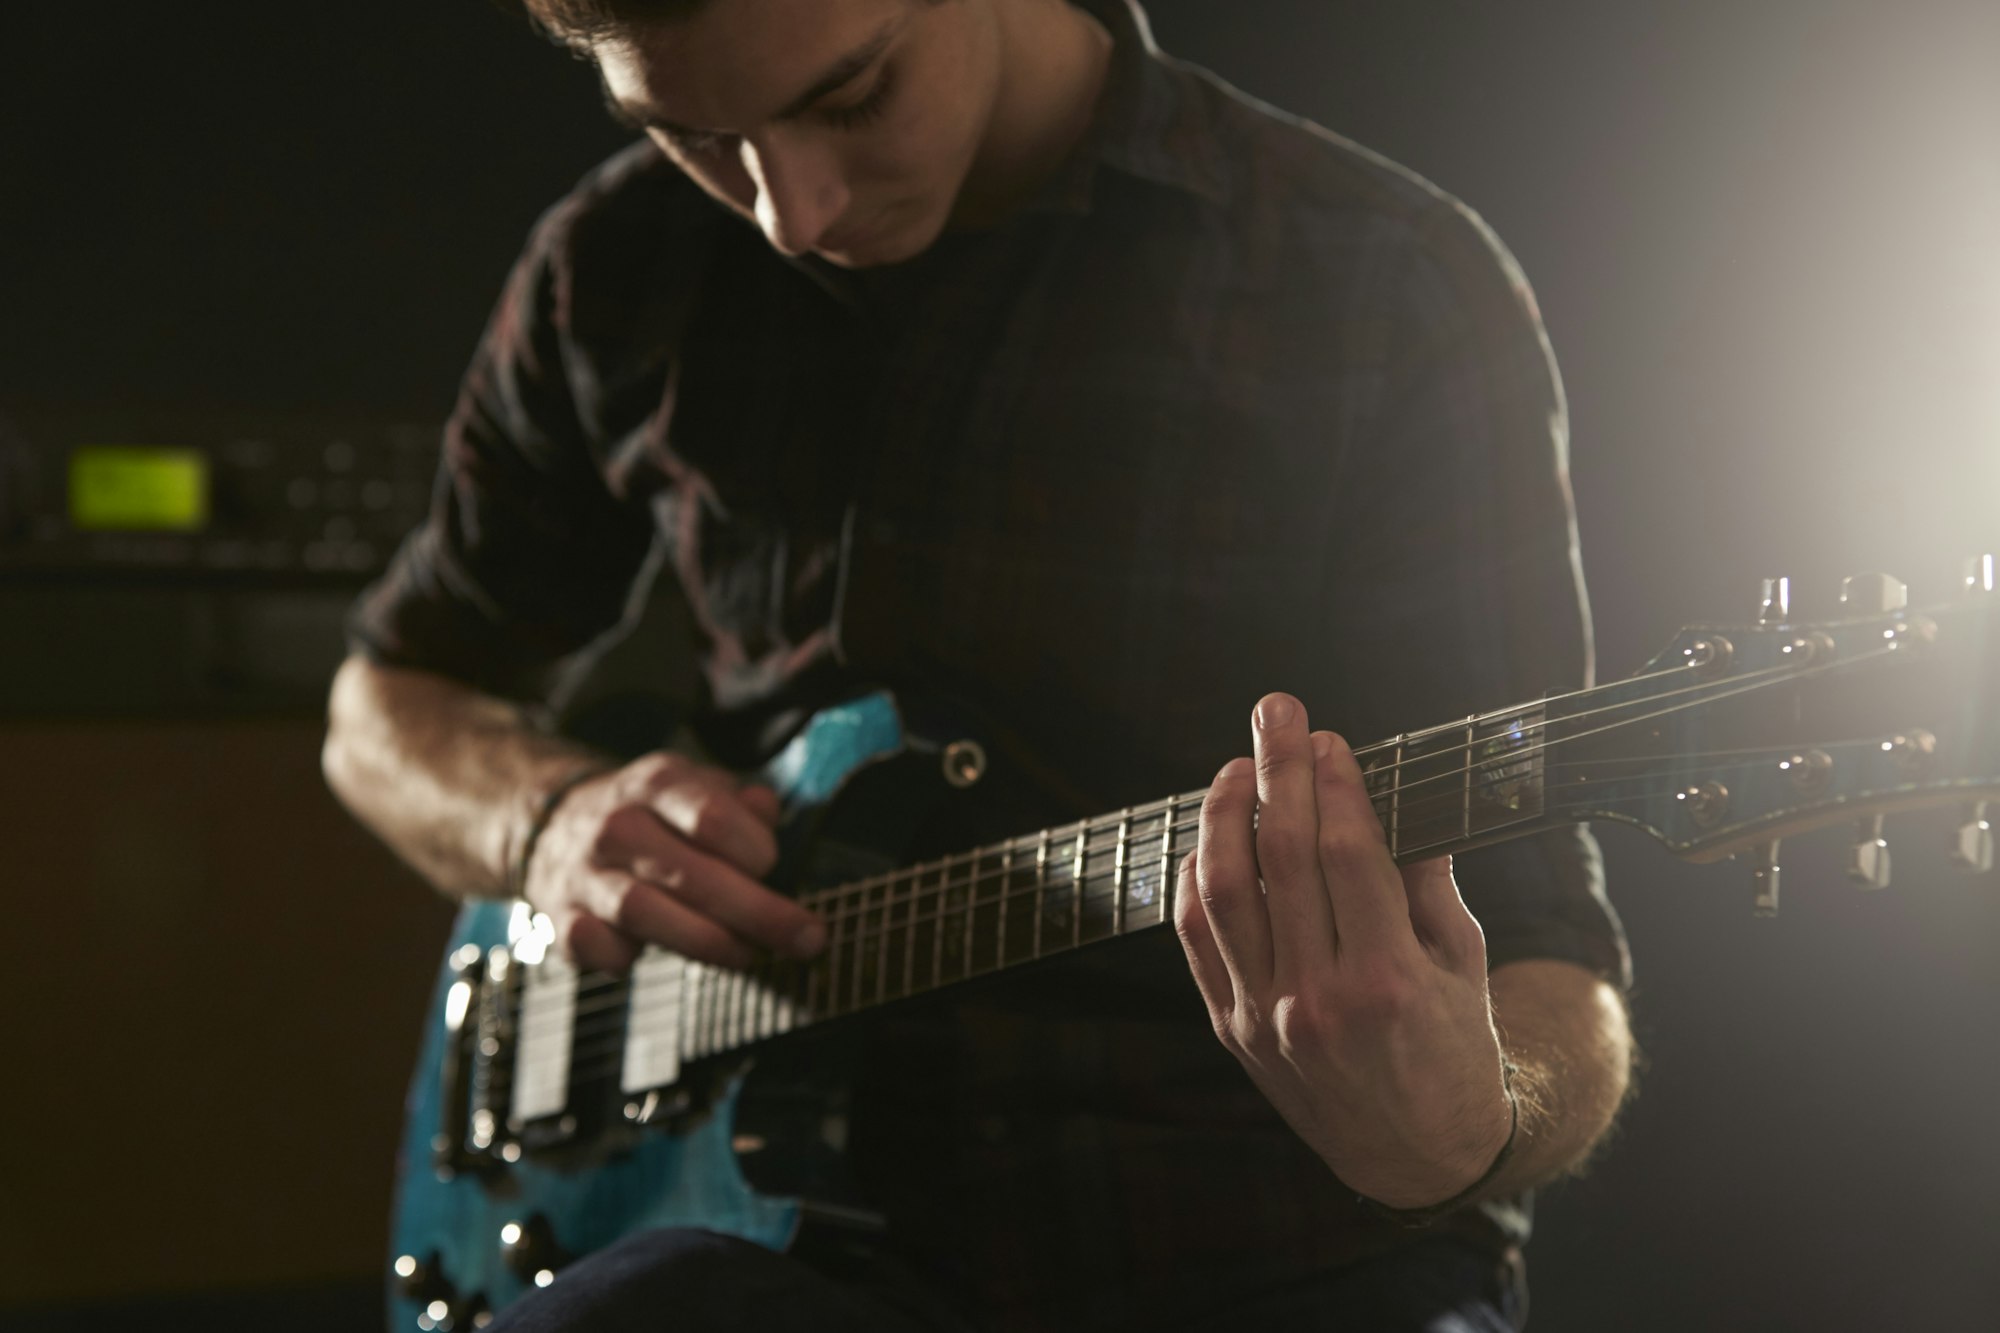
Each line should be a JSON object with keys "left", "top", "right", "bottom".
{"left": 1757, "top": 577, "right": 1791, "bottom": 624}
{"left": 1840, "top": 573, "right": 1908, "bottom": 614}
{"left": 1748, "top": 840, "right": 1782, "bottom": 917}
{"left": 1952, "top": 803, "right": 1995, "bottom": 873}
{"left": 1847, "top": 815, "right": 1892, "bottom": 890}
{"left": 1964, "top": 554, "right": 1996, "bottom": 598}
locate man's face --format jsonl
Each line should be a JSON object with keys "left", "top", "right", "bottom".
{"left": 594, "top": 0, "right": 1001, "bottom": 268}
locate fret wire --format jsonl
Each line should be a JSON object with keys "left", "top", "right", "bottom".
{"left": 1390, "top": 734, "right": 1406, "bottom": 860}
{"left": 996, "top": 844, "right": 1012, "bottom": 970}
{"left": 822, "top": 847, "right": 1177, "bottom": 952}
{"left": 1113, "top": 810, "right": 1131, "bottom": 936}
{"left": 874, "top": 872, "right": 895, "bottom": 1007}
{"left": 1070, "top": 826, "right": 1087, "bottom": 950}
{"left": 900, "top": 865, "right": 919, "bottom": 1002}
{"left": 960, "top": 846, "right": 977, "bottom": 978}
{"left": 825, "top": 885, "right": 845, "bottom": 1021}
{"left": 1461, "top": 714, "right": 1475, "bottom": 842}
{"left": 930, "top": 861, "right": 947, "bottom": 988}
{"left": 848, "top": 881, "right": 871, "bottom": 1015}
{"left": 1032, "top": 829, "right": 1049, "bottom": 959}
{"left": 1159, "top": 793, "right": 1177, "bottom": 925}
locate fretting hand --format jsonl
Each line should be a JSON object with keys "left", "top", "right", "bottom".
{"left": 1173, "top": 692, "right": 1514, "bottom": 1209}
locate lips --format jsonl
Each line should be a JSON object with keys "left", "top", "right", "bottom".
{"left": 818, "top": 223, "right": 874, "bottom": 255}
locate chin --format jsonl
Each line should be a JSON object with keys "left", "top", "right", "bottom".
{"left": 819, "top": 204, "right": 949, "bottom": 269}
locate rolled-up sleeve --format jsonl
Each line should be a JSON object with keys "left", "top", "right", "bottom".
{"left": 347, "top": 204, "right": 658, "bottom": 703}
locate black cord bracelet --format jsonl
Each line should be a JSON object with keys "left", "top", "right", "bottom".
{"left": 509, "top": 762, "right": 616, "bottom": 899}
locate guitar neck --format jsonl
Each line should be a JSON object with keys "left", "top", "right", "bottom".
{"left": 654, "top": 696, "right": 1571, "bottom": 1065}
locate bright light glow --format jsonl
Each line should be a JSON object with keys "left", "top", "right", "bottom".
{"left": 394, "top": 1255, "right": 418, "bottom": 1279}
{"left": 428, "top": 1300, "right": 451, "bottom": 1320}
{"left": 513, "top": 912, "right": 557, "bottom": 966}
{"left": 500, "top": 1222, "right": 522, "bottom": 1246}
{"left": 534, "top": 1269, "right": 556, "bottom": 1288}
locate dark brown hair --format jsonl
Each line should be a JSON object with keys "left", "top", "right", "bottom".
{"left": 506, "top": 0, "right": 948, "bottom": 44}
{"left": 503, "top": 0, "right": 716, "bottom": 42}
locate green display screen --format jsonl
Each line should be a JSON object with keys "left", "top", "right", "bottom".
{"left": 70, "top": 447, "right": 211, "bottom": 532}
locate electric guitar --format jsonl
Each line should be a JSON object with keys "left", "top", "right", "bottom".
{"left": 387, "top": 568, "right": 2000, "bottom": 1330}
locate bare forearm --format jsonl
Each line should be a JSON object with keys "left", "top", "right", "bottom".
{"left": 321, "top": 655, "right": 608, "bottom": 899}
{"left": 1480, "top": 958, "right": 1634, "bottom": 1199}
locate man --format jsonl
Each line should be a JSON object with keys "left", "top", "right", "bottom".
{"left": 324, "top": 0, "right": 1634, "bottom": 1327}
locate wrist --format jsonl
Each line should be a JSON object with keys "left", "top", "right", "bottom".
{"left": 1355, "top": 1062, "right": 1521, "bottom": 1228}
{"left": 507, "top": 760, "right": 618, "bottom": 898}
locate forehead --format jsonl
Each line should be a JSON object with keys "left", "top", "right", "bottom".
{"left": 593, "top": 0, "right": 912, "bottom": 130}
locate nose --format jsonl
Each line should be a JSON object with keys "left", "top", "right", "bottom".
{"left": 741, "top": 132, "right": 850, "bottom": 257}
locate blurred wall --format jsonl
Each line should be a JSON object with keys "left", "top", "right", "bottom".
{"left": 4, "top": 1, "right": 1998, "bottom": 1327}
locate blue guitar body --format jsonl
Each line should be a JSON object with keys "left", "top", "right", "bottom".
{"left": 387, "top": 692, "right": 922, "bottom": 1330}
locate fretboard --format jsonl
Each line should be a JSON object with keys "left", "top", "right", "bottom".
{"left": 622, "top": 699, "right": 1558, "bottom": 1075}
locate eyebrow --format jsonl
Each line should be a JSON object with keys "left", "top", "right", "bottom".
{"left": 603, "top": 21, "right": 899, "bottom": 137}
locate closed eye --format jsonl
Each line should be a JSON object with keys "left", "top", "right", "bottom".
{"left": 818, "top": 60, "right": 898, "bottom": 131}
{"left": 661, "top": 127, "right": 740, "bottom": 157}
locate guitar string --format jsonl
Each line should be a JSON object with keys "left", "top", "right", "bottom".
{"left": 518, "top": 640, "right": 1899, "bottom": 1025}
{"left": 515, "top": 743, "right": 1875, "bottom": 1083}
{"left": 528, "top": 650, "right": 1847, "bottom": 1017}
{"left": 498, "top": 638, "right": 1914, "bottom": 1080}
{"left": 509, "top": 679, "right": 1913, "bottom": 1059}
{"left": 512, "top": 728, "right": 1859, "bottom": 1040}
{"left": 519, "top": 636, "right": 1920, "bottom": 1071}
{"left": 543, "top": 765, "right": 1744, "bottom": 1084}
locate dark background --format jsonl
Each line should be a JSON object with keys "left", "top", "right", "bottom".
{"left": 5, "top": 0, "right": 1998, "bottom": 1327}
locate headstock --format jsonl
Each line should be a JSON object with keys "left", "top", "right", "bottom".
{"left": 1548, "top": 558, "right": 1999, "bottom": 914}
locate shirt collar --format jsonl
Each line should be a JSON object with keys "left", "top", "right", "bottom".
{"left": 1035, "top": 0, "right": 1230, "bottom": 213}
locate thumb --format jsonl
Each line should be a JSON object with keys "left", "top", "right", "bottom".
{"left": 1402, "top": 855, "right": 1482, "bottom": 969}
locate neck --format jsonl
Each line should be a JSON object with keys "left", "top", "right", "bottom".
{"left": 952, "top": 0, "right": 1114, "bottom": 228}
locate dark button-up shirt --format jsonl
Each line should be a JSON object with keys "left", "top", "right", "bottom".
{"left": 353, "top": 0, "right": 1630, "bottom": 1323}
